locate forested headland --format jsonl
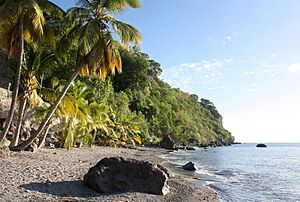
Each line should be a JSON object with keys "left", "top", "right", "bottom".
{"left": 0, "top": 0, "right": 234, "bottom": 152}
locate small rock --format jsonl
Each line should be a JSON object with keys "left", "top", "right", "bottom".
{"left": 256, "top": 143, "right": 267, "bottom": 148}
{"left": 45, "top": 137, "right": 52, "bottom": 146}
{"left": 0, "top": 138, "right": 11, "bottom": 147}
{"left": 185, "top": 146, "right": 196, "bottom": 150}
{"left": 182, "top": 162, "right": 196, "bottom": 171}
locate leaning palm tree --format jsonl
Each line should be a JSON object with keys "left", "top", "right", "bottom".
{"left": 12, "top": 0, "right": 142, "bottom": 151}
{"left": 0, "top": 0, "right": 63, "bottom": 143}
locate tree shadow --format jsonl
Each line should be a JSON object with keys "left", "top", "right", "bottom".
{"left": 19, "top": 180, "right": 102, "bottom": 198}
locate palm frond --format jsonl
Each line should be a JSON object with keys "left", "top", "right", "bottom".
{"left": 67, "top": 7, "right": 90, "bottom": 22}
{"left": 111, "top": 19, "right": 141, "bottom": 45}
{"left": 37, "top": 0, "right": 66, "bottom": 20}
{"left": 78, "top": 19, "right": 100, "bottom": 56}
{"left": 76, "top": 0, "right": 93, "bottom": 8}
{"left": 63, "top": 117, "right": 75, "bottom": 150}
{"left": 99, "top": 0, "right": 140, "bottom": 13}
{"left": 0, "top": 0, "right": 19, "bottom": 22}
{"left": 42, "top": 85, "right": 78, "bottom": 117}
{"left": 0, "top": 16, "right": 20, "bottom": 57}
{"left": 28, "top": 0, "right": 45, "bottom": 36}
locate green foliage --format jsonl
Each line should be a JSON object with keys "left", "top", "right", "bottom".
{"left": 56, "top": 79, "right": 147, "bottom": 149}
{"left": 200, "top": 98, "right": 222, "bottom": 122}
{"left": 112, "top": 48, "right": 149, "bottom": 92}
{"left": 1, "top": 0, "right": 234, "bottom": 150}
{"left": 111, "top": 48, "right": 235, "bottom": 146}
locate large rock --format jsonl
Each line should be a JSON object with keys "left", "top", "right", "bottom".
{"left": 182, "top": 162, "right": 196, "bottom": 171}
{"left": 160, "top": 135, "right": 176, "bottom": 150}
{"left": 256, "top": 143, "right": 267, "bottom": 148}
{"left": 84, "top": 157, "right": 169, "bottom": 195}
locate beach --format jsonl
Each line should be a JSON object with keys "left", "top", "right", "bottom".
{"left": 0, "top": 146, "right": 218, "bottom": 202}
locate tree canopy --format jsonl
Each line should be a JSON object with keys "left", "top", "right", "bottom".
{"left": 0, "top": 0, "right": 234, "bottom": 152}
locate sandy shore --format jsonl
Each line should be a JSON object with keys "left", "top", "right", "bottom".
{"left": 0, "top": 146, "right": 218, "bottom": 202}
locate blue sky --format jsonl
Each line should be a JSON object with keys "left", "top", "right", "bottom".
{"left": 53, "top": 0, "right": 300, "bottom": 142}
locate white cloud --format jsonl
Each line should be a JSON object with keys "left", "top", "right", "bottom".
{"left": 288, "top": 62, "right": 300, "bottom": 72}
{"left": 161, "top": 58, "right": 234, "bottom": 94}
{"left": 244, "top": 71, "right": 255, "bottom": 75}
{"left": 243, "top": 63, "right": 279, "bottom": 76}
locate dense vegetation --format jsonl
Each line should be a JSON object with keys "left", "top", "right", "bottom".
{"left": 0, "top": 0, "right": 234, "bottom": 151}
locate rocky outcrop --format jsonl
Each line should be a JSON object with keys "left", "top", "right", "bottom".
{"left": 84, "top": 157, "right": 169, "bottom": 195}
{"left": 0, "top": 51, "right": 13, "bottom": 89}
{"left": 0, "top": 139, "right": 10, "bottom": 158}
{"left": 182, "top": 162, "right": 196, "bottom": 171}
{"left": 256, "top": 143, "right": 267, "bottom": 148}
{"left": 160, "top": 135, "right": 176, "bottom": 150}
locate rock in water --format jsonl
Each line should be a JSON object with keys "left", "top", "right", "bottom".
{"left": 185, "top": 146, "right": 196, "bottom": 150}
{"left": 84, "top": 157, "right": 169, "bottom": 195}
{"left": 256, "top": 143, "right": 267, "bottom": 148}
{"left": 160, "top": 135, "right": 176, "bottom": 150}
{"left": 182, "top": 162, "right": 196, "bottom": 171}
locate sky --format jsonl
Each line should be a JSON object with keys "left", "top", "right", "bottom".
{"left": 53, "top": 0, "right": 300, "bottom": 143}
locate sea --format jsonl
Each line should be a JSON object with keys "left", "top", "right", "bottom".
{"left": 162, "top": 143, "right": 300, "bottom": 202}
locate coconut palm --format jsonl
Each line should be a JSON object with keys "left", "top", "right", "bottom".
{"left": 0, "top": 0, "right": 63, "bottom": 143}
{"left": 64, "top": 96, "right": 114, "bottom": 149}
{"left": 10, "top": 45, "right": 62, "bottom": 147}
{"left": 12, "top": 0, "right": 142, "bottom": 151}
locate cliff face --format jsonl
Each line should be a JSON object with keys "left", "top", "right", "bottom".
{"left": 0, "top": 51, "right": 13, "bottom": 89}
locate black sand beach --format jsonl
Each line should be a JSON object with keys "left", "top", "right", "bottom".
{"left": 0, "top": 146, "right": 218, "bottom": 202}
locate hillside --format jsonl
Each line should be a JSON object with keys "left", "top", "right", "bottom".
{"left": 0, "top": 47, "right": 234, "bottom": 149}
{"left": 110, "top": 48, "right": 235, "bottom": 146}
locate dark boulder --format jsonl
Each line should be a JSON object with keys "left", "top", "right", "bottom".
{"left": 84, "top": 157, "right": 169, "bottom": 195}
{"left": 185, "top": 146, "right": 196, "bottom": 151}
{"left": 160, "top": 135, "right": 176, "bottom": 150}
{"left": 256, "top": 143, "right": 267, "bottom": 148}
{"left": 182, "top": 162, "right": 196, "bottom": 171}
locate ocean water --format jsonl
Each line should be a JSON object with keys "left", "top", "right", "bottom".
{"left": 162, "top": 143, "right": 300, "bottom": 202}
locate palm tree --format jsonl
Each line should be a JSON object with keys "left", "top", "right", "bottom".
{"left": 0, "top": 0, "right": 63, "bottom": 143}
{"left": 63, "top": 83, "right": 114, "bottom": 149}
{"left": 12, "top": 0, "right": 142, "bottom": 151}
{"left": 10, "top": 45, "right": 61, "bottom": 147}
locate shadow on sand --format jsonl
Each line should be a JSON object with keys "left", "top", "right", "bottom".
{"left": 19, "top": 180, "right": 102, "bottom": 198}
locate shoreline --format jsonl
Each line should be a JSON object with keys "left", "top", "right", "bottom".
{"left": 0, "top": 146, "right": 219, "bottom": 202}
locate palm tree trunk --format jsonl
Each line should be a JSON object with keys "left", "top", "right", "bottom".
{"left": 10, "top": 97, "right": 27, "bottom": 147}
{"left": 0, "top": 19, "right": 24, "bottom": 142}
{"left": 11, "top": 63, "right": 83, "bottom": 151}
{"left": 37, "top": 124, "right": 51, "bottom": 149}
